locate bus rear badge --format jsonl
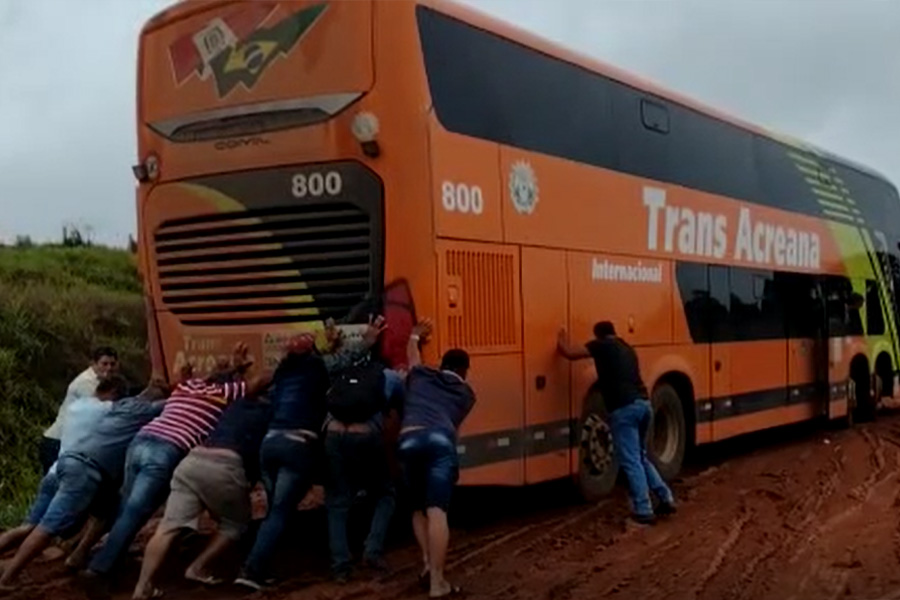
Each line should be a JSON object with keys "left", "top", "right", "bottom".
{"left": 509, "top": 160, "right": 539, "bottom": 215}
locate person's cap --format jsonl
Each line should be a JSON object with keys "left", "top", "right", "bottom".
{"left": 286, "top": 333, "right": 315, "bottom": 355}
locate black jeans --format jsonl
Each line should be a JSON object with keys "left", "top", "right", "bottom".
{"left": 324, "top": 428, "right": 396, "bottom": 574}
{"left": 39, "top": 436, "right": 61, "bottom": 475}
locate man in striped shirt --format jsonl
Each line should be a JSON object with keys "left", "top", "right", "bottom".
{"left": 84, "top": 344, "right": 261, "bottom": 582}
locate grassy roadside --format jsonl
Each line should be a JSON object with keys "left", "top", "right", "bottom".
{"left": 0, "top": 245, "right": 148, "bottom": 526}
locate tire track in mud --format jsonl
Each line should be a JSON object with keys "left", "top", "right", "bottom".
{"left": 691, "top": 512, "right": 752, "bottom": 598}
{"left": 779, "top": 428, "right": 898, "bottom": 600}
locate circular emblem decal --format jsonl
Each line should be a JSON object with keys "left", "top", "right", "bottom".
{"left": 509, "top": 160, "right": 539, "bottom": 215}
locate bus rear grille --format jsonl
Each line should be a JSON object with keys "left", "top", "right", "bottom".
{"left": 154, "top": 202, "right": 376, "bottom": 326}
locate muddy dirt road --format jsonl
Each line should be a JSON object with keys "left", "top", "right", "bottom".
{"left": 8, "top": 413, "right": 900, "bottom": 600}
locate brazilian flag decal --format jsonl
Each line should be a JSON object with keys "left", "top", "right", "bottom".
{"left": 209, "top": 3, "right": 328, "bottom": 97}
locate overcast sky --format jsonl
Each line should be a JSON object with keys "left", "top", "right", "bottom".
{"left": 0, "top": 0, "right": 897, "bottom": 246}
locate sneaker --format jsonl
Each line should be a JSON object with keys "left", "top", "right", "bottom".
{"left": 656, "top": 501, "right": 678, "bottom": 516}
{"left": 631, "top": 513, "right": 656, "bottom": 525}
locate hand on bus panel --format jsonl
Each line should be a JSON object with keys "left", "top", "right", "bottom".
{"left": 230, "top": 341, "right": 253, "bottom": 375}
{"left": 323, "top": 318, "right": 344, "bottom": 351}
{"left": 363, "top": 314, "right": 388, "bottom": 348}
{"left": 178, "top": 362, "right": 195, "bottom": 384}
{"left": 413, "top": 318, "right": 434, "bottom": 343}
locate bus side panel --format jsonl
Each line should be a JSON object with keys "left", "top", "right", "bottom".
{"left": 428, "top": 116, "right": 503, "bottom": 242}
{"left": 566, "top": 251, "right": 673, "bottom": 473}
{"left": 457, "top": 353, "right": 525, "bottom": 485}
{"left": 712, "top": 340, "right": 788, "bottom": 441}
{"left": 435, "top": 239, "right": 524, "bottom": 484}
{"left": 566, "top": 252, "right": 673, "bottom": 347}
{"left": 521, "top": 247, "right": 571, "bottom": 484}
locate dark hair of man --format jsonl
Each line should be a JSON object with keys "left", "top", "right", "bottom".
{"left": 440, "top": 349, "right": 470, "bottom": 378}
{"left": 96, "top": 375, "right": 128, "bottom": 399}
{"left": 92, "top": 346, "right": 118, "bottom": 362}
{"left": 593, "top": 321, "right": 616, "bottom": 339}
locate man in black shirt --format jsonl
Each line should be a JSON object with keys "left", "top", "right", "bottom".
{"left": 558, "top": 321, "right": 675, "bottom": 524}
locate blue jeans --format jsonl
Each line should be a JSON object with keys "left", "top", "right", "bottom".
{"left": 25, "top": 470, "right": 60, "bottom": 527}
{"left": 609, "top": 400, "right": 674, "bottom": 517}
{"left": 398, "top": 429, "right": 459, "bottom": 512}
{"left": 242, "top": 432, "right": 315, "bottom": 581}
{"left": 89, "top": 434, "right": 186, "bottom": 574}
{"left": 28, "top": 455, "right": 104, "bottom": 538}
{"left": 325, "top": 428, "right": 396, "bottom": 575}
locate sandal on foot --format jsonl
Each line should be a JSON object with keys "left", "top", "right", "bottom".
{"left": 430, "top": 585, "right": 463, "bottom": 598}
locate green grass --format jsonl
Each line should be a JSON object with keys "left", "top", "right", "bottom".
{"left": 0, "top": 246, "right": 148, "bottom": 526}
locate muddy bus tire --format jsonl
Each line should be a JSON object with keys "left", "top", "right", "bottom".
{"left": 648, "top": 384, "right": 687, "bottom": 482}
{"left": 577, "top": 391, "right": 619, "bottom": 502}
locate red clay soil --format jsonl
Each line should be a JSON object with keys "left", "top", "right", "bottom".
{"left": 7, "top": 413, "right": 900, "bottom": 600}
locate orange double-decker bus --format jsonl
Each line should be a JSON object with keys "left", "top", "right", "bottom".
{"left": 136, "top": 0, "right": 900, "bottom": 498}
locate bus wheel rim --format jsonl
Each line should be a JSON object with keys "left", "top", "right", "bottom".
{"left": 582, "top": 413, "right": 613, "bottom": 474}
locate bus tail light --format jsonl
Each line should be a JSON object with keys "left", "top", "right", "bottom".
{"left": 352, "top": 112, "right": 381, "bottom": 158}
{"left": 133, "top": 155, "right": 159, "bottom": 183}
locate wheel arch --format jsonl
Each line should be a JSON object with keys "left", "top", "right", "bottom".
{"left": 653, "top": 370, "right": 697, "bottom": 449}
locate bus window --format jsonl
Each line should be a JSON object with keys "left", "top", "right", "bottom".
{"left": 676, "top": 262, "right": 710, "bottom": 342}
{"left": 866, "top": 279, "right": 885, "bottom": 336}
{"left": 823, "top": 276, "right": 864, "bottom": 337}
{"left": 709, "top": 265, "right": 731, "bottom": 342}
{"left": 776, "top": 272, "right": 819, "bottom": 339}
{"left": 730, "top": 269, "right": 782, "bottom": 340}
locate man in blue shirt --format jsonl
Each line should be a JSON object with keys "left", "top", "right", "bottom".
{"left": 0, "top": 377, "right": 162, "bottom": 591}
{"left": 397, "top": 319, "right": 476, "bottom": 599}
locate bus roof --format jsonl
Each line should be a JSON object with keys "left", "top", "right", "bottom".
{"left": 422, "top": 0, "right": 894, "bottom": 187}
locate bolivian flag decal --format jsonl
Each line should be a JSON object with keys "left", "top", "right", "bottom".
{"left": 169, "top": 3, "right": 328, "bottom": 97}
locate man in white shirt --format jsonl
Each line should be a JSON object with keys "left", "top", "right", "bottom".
{"left": 39, "top": 347, "right": 118, "bottom": 474}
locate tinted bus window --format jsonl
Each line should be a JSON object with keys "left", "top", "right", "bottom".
{"left": 730, "top": 269, "right": 783, "bottom": 340}
{"left": 776, "top": 272, "right": 819, "bottom": 339}
{"left": 709, "top": 265, "right": 732, "bottom": 342}
{"left": 417, "top": 7, "right": 615, "bottom": 170}
{"left": 676, "top": 262, "right": 710, "bottom": 342}
{"left": 824, "top": 276, "right": 864, "bottom": 337}
{"left": 417, "top": 6, "right": 899, "bottom": 229}
{"left": 867, "top": 279, "right": 886, "bottom": 336}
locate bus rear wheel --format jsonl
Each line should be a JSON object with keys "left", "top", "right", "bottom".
{"left": 648, "top": 384, "right": 687, "bottom": 482}
{"left": 577, "top": 391, "right": 618, "bottom": 502}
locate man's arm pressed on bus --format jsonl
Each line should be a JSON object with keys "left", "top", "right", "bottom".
{"left": 321, "top": 315, "right": 388, "bottom": 373}
{"left": 407, "top": 319, "right": 434, "bottom": 369}
{"left": 557, "top": 328, "right": 591, "bottom": 360}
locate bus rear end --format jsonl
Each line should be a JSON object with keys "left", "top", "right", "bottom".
{"left": 136, "top": 0, "right": 434, "bottom": 378}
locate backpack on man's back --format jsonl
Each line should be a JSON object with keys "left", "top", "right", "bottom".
{"left": 327, "top": 359, "right": 387, "bottom": 424}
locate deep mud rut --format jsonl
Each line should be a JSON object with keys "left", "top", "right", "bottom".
{"left": 9, "top": 413, "right": 900, "bottom": 600}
